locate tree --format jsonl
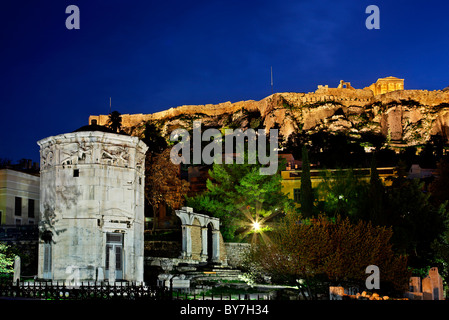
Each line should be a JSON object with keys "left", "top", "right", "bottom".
{"left": 399, "top": 146, "right": 418, "bottom": 169}
{"left": 145, "top": 148, "right": 190, "bottom": 231}
{"left": 107, "top": 110, "right": 122, "bottom": 133}
{"left": 0, "top": 243, "right": 14, "bottom": 274}
{"left": 300, "top": 145, "right": 314, "bottom": 217}
{"left": 247, "top": 214, "right": 409, "bottom": 297}
{"left": 142, "top": 122, "right": 167, "bottom": 154}
{"left": 367, "top": 154, "right": 385, "bottom": 225}
{"left": 316, "top": 169, "right": 369, "bottom": 221}
{"left": 384, "top": 177, "right": 449, "bottom": 270}
{"left": 285, "top": 131, "right": 368, "bottom": 169}
{"left": 0, "top": 158, "right": 12, "bottom": 168}
{"left": 316, "top": 164, "right": 449, "bottom": 279}
{"left": 418, "top": 135, "right": 445, "bottom": 169}
{"left": 139, "top": 121, "right": 188, "bottom": 231}
{"left": 430, "top": 159, "right": 449, "bottom": 206}
{"left": 186, "top": 154, "right": 294, "bottom": 242}
{"left": 428, "top": 161, "right": 449, "bottom": 290}
{"left": 360, "top": 131, "right": 386, "bottom": 152}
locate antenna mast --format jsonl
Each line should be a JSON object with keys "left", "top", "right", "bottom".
{"left": 271, "top": 66, "right": 274, "bottom": 94}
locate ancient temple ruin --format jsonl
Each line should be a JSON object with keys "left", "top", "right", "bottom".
{"left": 175, "top": 207, "right": 225, "bottom": 264}
{"left": 366, "top": 76, "right": 404, "bottom": 95}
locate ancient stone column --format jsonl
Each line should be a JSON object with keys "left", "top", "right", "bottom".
{"left": 211, "top": 230, "right": 220, "bottom": 263}
{"left": 180, "top": 225, "right": 192, "bottom": 259}
{"left": 201, "top": 227, "right": 208, "bottom": 261}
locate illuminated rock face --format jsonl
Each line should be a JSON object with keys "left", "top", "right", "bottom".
{"left": 88, "top": 77, "right": 449, "bottom": 147}
{"left": 37, "top": 130, "right": 148, "bottom": 282}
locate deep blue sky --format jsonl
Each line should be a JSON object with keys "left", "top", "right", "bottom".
{"left": 1, "top": 0, "right": 449, "bottom": 164}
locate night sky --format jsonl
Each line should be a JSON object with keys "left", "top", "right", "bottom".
{"left": 1, "top": 0, "right": 449, "bottom": 164}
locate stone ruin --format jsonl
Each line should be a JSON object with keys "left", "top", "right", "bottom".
{"left": 406, "top": 267, "right": 445, "bottom": 300}
{"left": 330, "top": 267, "right": 445, "bottom": 300}
{"left": 176, "top": 207, "right": 224, "bottom": 264}
{"left": 337, "top": 80, "right": 355, "bottom": 90}
{"left": 146, "top": 207, "right": 243, "bottom": 290}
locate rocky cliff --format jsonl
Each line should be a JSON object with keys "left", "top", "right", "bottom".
{"left": 89, "top": 88, "right": 449, "bottom": 147}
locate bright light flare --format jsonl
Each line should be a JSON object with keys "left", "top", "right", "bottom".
{"left": 252, "top": 221, "right": 261, "bottom": 232}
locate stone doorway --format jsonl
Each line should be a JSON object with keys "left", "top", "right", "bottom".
{"left": 105, "top": 233, "right": 123, "bottom": 280}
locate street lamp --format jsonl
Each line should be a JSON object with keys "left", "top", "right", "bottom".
{"left": 252, "top": 221, "right": 261, "bottom": 232}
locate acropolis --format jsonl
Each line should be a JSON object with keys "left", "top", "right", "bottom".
{"left": 89, "top": 76, "right": 447, "bottom": 129}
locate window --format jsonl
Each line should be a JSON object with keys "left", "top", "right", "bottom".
{"left": 290, "top": 172, "right": 301, "bottom": 178}
{"left": 15, "top": 197, "right": 22, "bottom": 216}
{"left": 15, "top": 218, "right": 21, "bottom": 225}
{"left": 28, "top": 199, "right": 35, "bottom": 218}
{"left": 293, "top": 188, "right": 301, "bottom": 203}
{"left": 106, "top": 233, "right": 123, "bottom": 243}
{"left": 73, "top": 169, "right": 79, "bottom": 177}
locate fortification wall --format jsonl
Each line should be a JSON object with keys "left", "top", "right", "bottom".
{"left": 90, "top": 99, "right": 262, "bottom": 127}
{"left": 373, "top": 90, "right": 449, "bottom": 106}
{"left": 300, "top": 88, "right": 373, "bottom": 106}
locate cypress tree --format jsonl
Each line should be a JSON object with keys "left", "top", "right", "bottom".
{"left": 300, "top": 145, "right": 314, "bottom": 217}
{"left": 369, "top": 153, "right": 384, "bottom": 225}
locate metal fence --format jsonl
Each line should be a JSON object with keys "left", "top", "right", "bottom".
{"left": 0, "top": 225, "right": 39, "bottom": 241}
{"left": 0, "top": 281, "right": 172, "bottom": 300}
{"left": 0, "top": 280, "right": 273, "bottom": 301}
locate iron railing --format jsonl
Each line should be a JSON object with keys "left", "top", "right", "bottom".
{"left": 0, "top": 225, "right": 39, "bottom": 241}
{"left": 0, "top": 280, "right": 272, "bottom": 301}
{"left": 0, "top": 281, "right": 172, "bottom": 300}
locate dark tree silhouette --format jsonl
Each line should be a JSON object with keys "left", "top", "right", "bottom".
{"left": 142, "top": 122, "right": 167, "bottom": 154}
{"left": 300, "top": 145, "right": 314, "bottom": 217}
{"left": 107, "top": 111, "right": 122, "bottom": 133}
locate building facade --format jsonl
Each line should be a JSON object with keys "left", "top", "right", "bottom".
{"left": 37, "top": 127, "right": 148, "bottom": 282}
{"left": 0, "top": 169, "right": 40, "bottom": 226}
{"left": 281, "top": 167, "right": 396, "bottom": 204}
